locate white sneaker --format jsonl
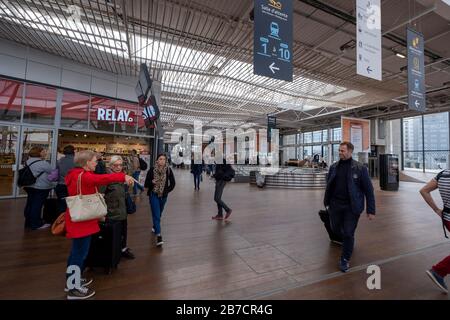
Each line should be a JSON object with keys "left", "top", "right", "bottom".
{"left": 64, "top": 278, "right": 94, "bottom": 292}
{"left": 38, "top": 223, "right": 51, "bottom": 230}
{"left": 151, "top": 227, "right": 155, "bottom": 233}
{"left": 67, "top": 286, "right": 96, "bottom": 300}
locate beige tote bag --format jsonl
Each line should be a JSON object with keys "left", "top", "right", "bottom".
{"left": 66, "top": 172, "right": 107, "bottom": 222}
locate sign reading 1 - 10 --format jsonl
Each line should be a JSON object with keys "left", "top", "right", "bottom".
{"left": 260, "top": 39, "right": 290, "bottom": 61}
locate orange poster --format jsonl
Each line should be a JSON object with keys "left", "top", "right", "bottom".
{"left": 341, "top": 117, "right": 370, "bottom": 153}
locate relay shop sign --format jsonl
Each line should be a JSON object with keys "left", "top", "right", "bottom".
{"left": 97, "top": 108, "right": 134, "bottom": 123}
{"left": 407, "top": 28, "right": 426, "bottom": 112}
{"left": 356, "top": 0, "right": 382, "bottom": 81}
{"left": 253, "top": 0, "right": 293, "bottom": 82}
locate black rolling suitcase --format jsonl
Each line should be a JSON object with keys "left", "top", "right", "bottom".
{"left": 86, "top": 220, "right": 122, "bottom": 274}
{"left": 43, "top": 198, "right": 59, "bottom": 224}
{"left": 318, "top": 209, "right": 343, "bottom": 244}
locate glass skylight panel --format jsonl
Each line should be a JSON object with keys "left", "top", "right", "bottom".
{"left": 0, "top": 1, "right": 129, "bottom": 57}
{"left": 330, "top": 90, "right": 365, "bottom": 102}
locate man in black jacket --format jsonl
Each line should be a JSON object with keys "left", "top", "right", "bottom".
{"left": 212, "top": 159, "right": 234, "bottom": 220}
{"left": 324, "top": 141, "right": 375, "bottom": 272}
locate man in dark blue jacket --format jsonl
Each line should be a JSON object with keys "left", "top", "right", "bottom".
{"left": 324, "top": 141, "right": 376, "bottom": 272}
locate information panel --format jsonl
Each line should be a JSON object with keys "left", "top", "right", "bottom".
{"left": 254, "top": 0, "right": 293, "bottom": 82}
{"left": 356, "top": 0, "right": 382, "bottom": 81}
{"left": 407, "top": 28, "right": 426, "bottom": 112}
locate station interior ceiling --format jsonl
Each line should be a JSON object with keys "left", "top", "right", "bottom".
{"left": 0, "top": 0, "right": 449, "bottom": 135}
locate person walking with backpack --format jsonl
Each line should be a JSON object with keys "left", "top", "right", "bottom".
{"left": 212, "top": 158, "right": 235, "bottom": 221}
{"left": 22, "top": 147, "right": 56, "bottom": 230}
{"left": 144, "top": 153, "right": 176, "bottom": 247}
{"left": 323, "top": 142, "right": 375, "bottom": 272}
{"left": 131, "top": 149, "right": 145, "bottom": 195}
{"left": 420, "top": 170, "right": 450, "bottom": 294}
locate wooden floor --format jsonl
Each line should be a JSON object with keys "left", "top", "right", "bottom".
{"left": 0, "top": 168, "right": 449, "bottom": 300}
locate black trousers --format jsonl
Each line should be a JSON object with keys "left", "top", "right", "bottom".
{"left": 120, "top": 219, "right": 128, "bottom": 250}
{"left": 328, "top": 199, "right": 360, "bottom": 261}
{"left": 54, "top": 184, "right": 68, "bottom": 214}
{"left": 24, "top": 187, "right": 50, "bottom": 229}
{"left": 214, "top": 180, "right": 230, "bottom": 216}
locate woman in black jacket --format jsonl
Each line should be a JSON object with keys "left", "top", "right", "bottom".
{"left": 212, "top": 159, "right": 234, "bottom": 221}
{"left": 144, "top": 154, "right": 175, "bottom": 246}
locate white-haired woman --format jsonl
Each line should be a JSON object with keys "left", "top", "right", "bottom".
{"left": 104, "top": 155, "right": 135, "bottom": 260}
{"left": 64, "top": 150, "right": 134, "bottom": 300}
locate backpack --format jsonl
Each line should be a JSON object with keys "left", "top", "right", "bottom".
{"left": 138, "top": 157, "right": 148, "bottom": 171}
{"left": 222, "top": 166, "right": 235, "bottom": 182}
{"left": 17, "top": 160, "right": 44, "bottom": 187}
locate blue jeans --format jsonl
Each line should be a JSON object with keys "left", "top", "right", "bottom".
{"left": 66, "top": 236, "right": 91, "bottom": 278}
{"left": 329, "top": 199, "right": 360, "bottom": 261}
{"left": 149, "top": 192, "right": 168, "bottom": 235}
{"left": 193, "top": 173, "right": 201, "bottom": 189}
{"left": 24, "top": 187, "right": 51, "bottom": 229}
{"left": 132, "top": 171, "right": 144, "bottom": 194}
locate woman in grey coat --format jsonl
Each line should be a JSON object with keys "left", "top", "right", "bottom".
{"left": 23, "top": 146, "right": 56, "bottom": 230}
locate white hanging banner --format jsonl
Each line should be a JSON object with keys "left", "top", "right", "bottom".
{"left": 356, "top": 0, "right": 382, "bottom": 81}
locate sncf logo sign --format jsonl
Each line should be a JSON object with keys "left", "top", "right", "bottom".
{"left": 97, "top": 108, "right": 134, "bottom": 123}
{"left": 268, "top": 0, "right": 282, "bottom": 10}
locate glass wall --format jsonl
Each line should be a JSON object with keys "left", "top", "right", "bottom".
{"left": 23, "top": 84, "right": 57, "bottom": 125}
{"left": 332, "top": 128, "right": 341, "bottom": 141}
{"left": 281, "top": 127, "right": 341, "bottom": 165}
{"left": 304, "top": 132, "right": 312, "bottom": 144}
{"left": 332, "top": 144, "right": 340, "bottom": 163}
{"left": 0, "top": 79, "right": 23, "bottom": 122}
{"left": 312, "top": 130, "right": 322, "bottom": 143}
{"left": 60, "top": 91, "right": 90, "bottom": 129}
{"left": 402, "top": 112, "right": 449, "bottom": 172}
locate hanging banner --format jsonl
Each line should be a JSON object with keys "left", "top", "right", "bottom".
{"left": 407, "top": 28, "right": 426, "bottom": 112}
{"left": 253, "top": 0, "right": 293, "bottom": 82}
{"left": 267, "top": 115, "right": 277, "bottom": 143}
{"left": 341, "top": 117, "right": 371, "bottom": 154}
{"left": 356, "top": 0, "right": 382, "bottom": 81}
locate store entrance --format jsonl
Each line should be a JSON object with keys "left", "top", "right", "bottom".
{"left": 0, "top": 124, "right": 55, "bottom": 198}
{"left": 58, "top": 130, "right": 152, "bottom": 183}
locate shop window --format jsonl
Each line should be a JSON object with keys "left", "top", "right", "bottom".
{"left": 23, "top": 84, "right": 57, "bottom": 125}
{"left": 61, "top": 91, "right": 90, "bottom": 129}
{"left": 89, "top": 96, "right": 116, "bottom": 132}
{"left": 0, "top": 78, "right": 23, "bottom": 122}
{"left": 0, "top": 125, "right": 19, "bottom": 196}
{"left": 114, "top": 100, "right": 138, "bottom": 134}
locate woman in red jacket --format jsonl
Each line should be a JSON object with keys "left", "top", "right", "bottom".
{"left": 64, "top": 150, "right": 134, "bottom": 300}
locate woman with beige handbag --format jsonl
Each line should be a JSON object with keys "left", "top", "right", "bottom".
{"left": 63, "top": 150, "right": 134, "bottom": 300}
